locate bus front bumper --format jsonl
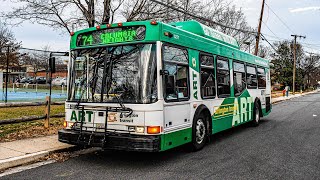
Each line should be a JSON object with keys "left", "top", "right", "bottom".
{"left": 58, "top": 129, "right": 161, "bottom": 152}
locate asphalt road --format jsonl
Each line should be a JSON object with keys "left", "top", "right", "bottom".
{"left": 2, "top": 92, "right": 320, "bottom": 180}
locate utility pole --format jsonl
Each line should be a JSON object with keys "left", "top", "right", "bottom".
{"left": 254, "top": 0, "right": 265, "bottom": 56}
{"left": 184, "top": 0, "right": 190, "bottom": 21}
{"left": 5, "top": 46, "right": 9, "bottom": 103}
{"left": 291, "top": 34, "right": 306, "bottom": 95}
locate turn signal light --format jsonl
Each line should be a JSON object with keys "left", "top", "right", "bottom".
{"left": 63, "top": 121, "right": 67, "bottom": 128}
{"left": 147, "top": 126, "right": 161, "bottom": 134}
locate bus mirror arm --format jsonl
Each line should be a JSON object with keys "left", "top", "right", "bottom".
{"left": 160, "top": 70, "right": 169, "bottom": 76}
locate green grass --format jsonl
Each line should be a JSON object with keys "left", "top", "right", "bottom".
{"left": 0, "top": 117, "right": 64, "bottom": 140}
{"left": 0, "top": 104, "right": 66, "bottom": 142}
{"left": 0, "top": 105, "right": 65, "bottom": 120}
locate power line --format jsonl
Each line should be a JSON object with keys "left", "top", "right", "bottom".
{"left": 18, "top": 47, "right": 68, "bottom": 54}
{"left": 149, "top": 0, "right": 257, "bottom": 35}
{"left": 264, "top": 2, "right": 295, "bottom": 34}
{"left": 262, "top": 33, "right": 288, "bottom": 41}
{"left": 260, "top": 34, "right": 279, "bottom": 53}
{"left": 262, "top": 34, "right": 320, "bottom": 48}
{"left": 262, "top": 20, "right": 283, "bottom": 42}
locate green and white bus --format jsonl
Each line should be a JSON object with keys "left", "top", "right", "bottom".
{"left": 58, "top": 20, "right": 272, "bottom": 152}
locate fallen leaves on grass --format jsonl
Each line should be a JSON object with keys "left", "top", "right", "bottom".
{"left": 0, "top": 118, "right": 64, "bottom": 143}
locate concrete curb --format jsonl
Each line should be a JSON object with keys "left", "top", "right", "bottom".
{"left": 0, "top": 151, "right": 49, "bottom": 171}
{"left": 0, "top": 144, "right": 76, "bottom": 172}
{"left": 0, "top": 146, "right": 100, "bottom": 172}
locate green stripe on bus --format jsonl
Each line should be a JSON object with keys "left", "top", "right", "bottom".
{"left": 160, "top": 128, "right": 192, "bottom": 151}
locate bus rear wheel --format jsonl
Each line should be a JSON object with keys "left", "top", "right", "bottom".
{"left": 191, "top": 114, "right": 207, "bottom": 151}
{"left": 251, "top": 102, "right": 260, "bottom": 127}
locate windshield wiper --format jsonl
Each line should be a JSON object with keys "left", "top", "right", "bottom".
{"left": 101, "top": 47, "right": 133, "bottom": 116}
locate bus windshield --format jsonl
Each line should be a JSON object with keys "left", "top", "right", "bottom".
{"left": 68, "top": 43, "right": 157, "bottom": 104}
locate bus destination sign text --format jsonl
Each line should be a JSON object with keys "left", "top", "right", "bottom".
{"left": 76, "top": 26, "right": 146, "bottom": 47}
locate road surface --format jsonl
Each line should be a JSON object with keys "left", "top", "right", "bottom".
{"left": 2, "top": 92, "right": 320, "bottom": 179}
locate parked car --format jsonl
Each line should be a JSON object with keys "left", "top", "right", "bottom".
{"left": 27, "top": 77, "right": 35, "bottom": 84}
{"left": 52, "top": 77, "right": 67, "bottom": 86}
{"left": 35, "top": 77, "right": 47, "bottom": 84}
{"left": 20, "top": 77, "right": 30, "bottom": 83}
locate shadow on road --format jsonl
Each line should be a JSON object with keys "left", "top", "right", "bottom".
{"left": 72, "top": 118, "right": 272, "bottom": 168}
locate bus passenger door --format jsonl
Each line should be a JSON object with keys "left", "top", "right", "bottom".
{"left": 161, "top": 44, "right": 191, "bottom": 149}
{"left": 163, "top": 65, "right": 191, "bottom": 130}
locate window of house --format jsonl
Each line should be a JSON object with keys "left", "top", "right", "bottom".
{"left": 200, "top": 54, "right": 215, "bottom": 98}
{"left": 163, "top": 45, "right": 189, "bottom": 101}
{"left": 246, "top": 65, "right": 257, "bottom": 89}
{"left": 217, "top": 58, "right": 230, "bottom": 98}
{"left": 233, "top": 61, "right": 246, "bottom": 96}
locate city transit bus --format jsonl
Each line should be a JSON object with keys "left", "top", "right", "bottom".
{"left": 58, "top": 20, "right": 272, "bottom": 152}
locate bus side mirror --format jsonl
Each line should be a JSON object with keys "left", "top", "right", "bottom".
{"left": 49, "top": 57, "right": 56, "bottom": 73}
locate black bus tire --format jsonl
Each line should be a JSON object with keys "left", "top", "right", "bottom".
{"left": 191, "top": 113, "right": 208, "bottom": 151}
{"left": 251, "top": 102, "right": 261, "bottom": 127}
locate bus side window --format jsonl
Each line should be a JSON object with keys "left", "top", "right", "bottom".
{"left": 200, "top": 53, "right": 215, "bottom": 99}
{"left": 233, "top": 61, "right": 246, "bottom": 96}
{"left": 163, "top": 45, "right": 189, "bottom": 101}
{"left": 246, "top": 65, "right": 257, "bottom": 89}
{"left": 217, "top": 57, "right": 230, "bottom": 98}
{"left": 257, "top": 67, "right": 266, "bottom": 88}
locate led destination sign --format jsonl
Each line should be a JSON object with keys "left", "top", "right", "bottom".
{"left": 76, "top": 26, "right": 146, "bottom": 47}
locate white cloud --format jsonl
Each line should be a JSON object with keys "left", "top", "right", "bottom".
{"left": 289, "top": 6, "right": 320, "bottom": 13}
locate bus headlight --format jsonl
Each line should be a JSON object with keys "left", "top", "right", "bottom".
{"left": 127, "top": 126, "right": 144, "bottom": 133}
{"left": 136, "top": 126, "right": 145, "bottom": 133}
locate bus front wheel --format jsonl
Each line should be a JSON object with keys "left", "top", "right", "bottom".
{"left": 191, "top": 113, "right": 207, "bottom": 151}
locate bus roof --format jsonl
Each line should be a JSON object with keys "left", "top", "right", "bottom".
{"left": 170, "top": 21, "right": 239, "bottom": 49}
{"left": 70, "top": 20, "right": 269, "bottom": 68}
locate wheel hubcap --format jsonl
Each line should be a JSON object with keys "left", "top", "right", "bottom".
{"left": 196, "top": 119, "right": 206, "bottom": 144}
{"left": 255, "top": 107, "right": 260, "bottom": 123}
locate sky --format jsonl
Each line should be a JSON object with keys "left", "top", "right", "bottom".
{"left": 233, "top": 0, "right": 320, "bottom": 54}
{"left": 1, "top": 0, "right": 320, "bottom": 53}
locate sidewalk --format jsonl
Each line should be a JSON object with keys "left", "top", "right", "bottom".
{"left": 0, "top": 135, "right": 73, "bottom": 171}
{"left": 272, "top": 90, "right": 318, "bottom": 104}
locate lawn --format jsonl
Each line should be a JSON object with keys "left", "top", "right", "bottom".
{"left": 0, "top": 117, "right": 64, "bottom": 142}
{"left": 0, "top": 105, "right": 65, "bottom": 120}
{"left": 0, "top": 105, "right": 65, "bottom": 142}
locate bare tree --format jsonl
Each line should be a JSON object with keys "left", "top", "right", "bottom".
{"left": 1, "top": 0, "right": 126, "bottom": 33}
{"left": 0, "top": 22, "right": 20, "bottom": 68}
{"left": 3, "top": 0, "right": 255, "bottom": 51}
{"left": 120, "top": 0, "right": 255, "bottom": 50}
{"left": 20, "top": 46, "right": 50, "bottom": 78}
